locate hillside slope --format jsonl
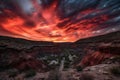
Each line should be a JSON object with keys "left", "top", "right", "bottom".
{"left": 76, "top": 31, "right": 120, "bottom": 43}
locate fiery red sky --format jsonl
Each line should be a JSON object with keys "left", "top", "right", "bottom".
{"left": 0, "top": 0, "right": 120, "bottom": 42}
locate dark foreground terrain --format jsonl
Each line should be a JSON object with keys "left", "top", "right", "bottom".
{"left": 0, "top": 31, "right": 120, "bottom": 80}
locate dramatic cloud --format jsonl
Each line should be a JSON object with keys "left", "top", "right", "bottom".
{"left": 0, "top": 0, "right": 120, "bottom": 42}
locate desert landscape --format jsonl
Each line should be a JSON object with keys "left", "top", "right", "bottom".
{"left": 0, "top": 31, "right": 120, "bottom": 80}
{"left": 0, "top": 0, "right": 120, "bottom": 80}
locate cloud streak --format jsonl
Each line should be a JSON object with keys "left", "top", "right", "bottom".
{"left": 0, "top": 0, "right": 120, "bottom": 42}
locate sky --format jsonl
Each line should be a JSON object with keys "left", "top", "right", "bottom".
{"left": 0, "top": 0, "right": 120, "bottom": 42}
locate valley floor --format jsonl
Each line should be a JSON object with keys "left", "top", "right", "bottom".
{"left": 0, "top": 56, "right": 120, "bottom": 80}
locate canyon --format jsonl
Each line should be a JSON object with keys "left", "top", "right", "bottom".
{"left": 0, "top": 31, "right": 120, "bottom": 80}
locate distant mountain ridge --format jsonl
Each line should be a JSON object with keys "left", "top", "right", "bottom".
{"left": 0, "top": 31, "right": 120, "bottom": 49}
{"left": 76, "top": 31, "right": 120, "bottom": 43}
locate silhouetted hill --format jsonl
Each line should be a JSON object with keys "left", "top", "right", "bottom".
{"left": 0, "top": 31, "right": 120, "bottom": 49}
{"left": 0, "top": 36, "right": 72, "bottom": 49}
{"left": 76, "top": 31, "right": 120, "bottom": 43}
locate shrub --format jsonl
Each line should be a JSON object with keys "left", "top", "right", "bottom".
{"left": 25, "top": 69, "right": 36, "bottom": 78}
{"left": 8, "top": 69, "right": 18, "bottom": 77}
{"left": 79, "top": 73, "right": 94, "bottom": 80}
{"left": 112, "top": 56, "right": 120, "bottom": 62}
{"left": 64, "top": 61, "right": 70, "bottom": 69}
{"left": 76, "top": 66, "right": 83, "bottom": 72}
{"left": 0, "top": 64, "right": 12, "bottom": 72}
{"left": 110, "top": 66, "right": 120, "bottom": 76}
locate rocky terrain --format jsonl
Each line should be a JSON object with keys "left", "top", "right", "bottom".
{"left": 0, "top": 31, "right": 120, "bottom": 80}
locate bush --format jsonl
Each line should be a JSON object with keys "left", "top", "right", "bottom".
{"left": 112, "top": 56, "right": 120, "bottom": 62}
{"left": 79, "top": 73, "right": 94, "bottom": 80}
{"left": 0, "top": 65, "right": 12, "bottom": 72}
{"left": 110, "top": 66, "right": 120, "bottom": 76}
{"left": 76, "top": 66, "right": 83, "bottom": 72}
{"left": 64, "top": 61, "right": 70, "bottom": 69}
{"left": 25, "top": 69, "right": 36, "bottom": 78}
{"left": 8, "top": 69, "right": 18, "bottom": 77}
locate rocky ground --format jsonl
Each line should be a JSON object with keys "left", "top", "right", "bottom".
{"left": 0, "top": 56, "right": 119, "bottom": 80}
{"left": 0, "top": 31, "right": 120, "bottom": 80}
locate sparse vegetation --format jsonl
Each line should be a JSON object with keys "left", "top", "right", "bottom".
{"left": 8, "top": 69, "right": 18, "bottom": 77}
{"left": 0, "top": 65, "right": 12, "bottom": 72}
{"left": 76, "top": 66, "right": 83, "bottom": 72}
{"left": 111, "top": 56, "right": 120, "bottom": 62}
{"left": 38, "top": 48, "right": 78, "bottom": 69}
{"left": 25, "top": 69, "right": 36, "bottom": 78}
{"left": 110, "top": 66, "right": 120, "bottom": 77}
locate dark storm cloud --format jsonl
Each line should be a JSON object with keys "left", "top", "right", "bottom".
{"left": 56, "top": 0, "right": 120, "bottom": 30}
{"left": 57, "top": 0, "right": 99, "bottom": 17}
